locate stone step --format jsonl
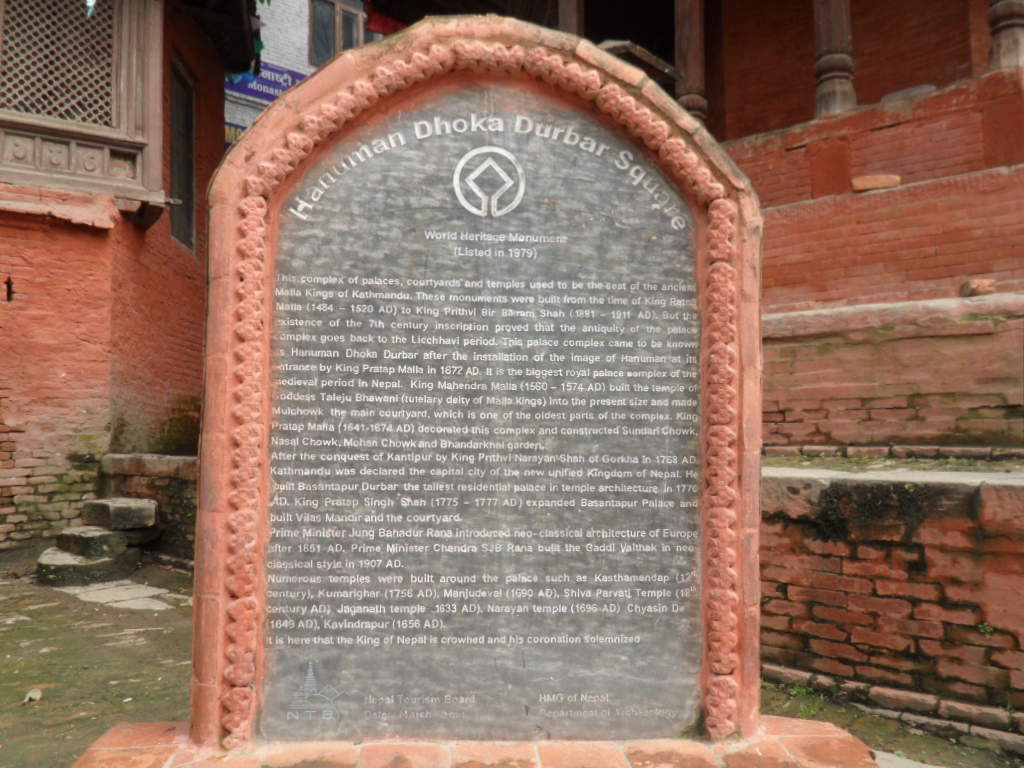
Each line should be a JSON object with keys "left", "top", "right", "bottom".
{"left": 82, "top": 498, "right": 157, "bottom": 530}
{"left": 122, "top": 526, "right": 161, "bottom": 547}
{"left": 36, "top": 547, "right": 141, "bottom": 587}
{"left": 55, "top": 526, "right": 127, "bottom": 558}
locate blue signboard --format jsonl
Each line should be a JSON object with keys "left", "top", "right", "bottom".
{"left": 226, "top": 61, "right": 308, "bottom": 103}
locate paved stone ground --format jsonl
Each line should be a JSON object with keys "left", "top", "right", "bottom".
{"left": 876, "top": 754, "right": 945, "bottom": 768}
{"left": 55, "top": 579, "right": 192, "bottom": 611}
{"left": 1, "top": 544, "right": 1020, "bottom": 768}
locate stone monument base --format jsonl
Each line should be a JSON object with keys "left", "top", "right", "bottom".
{"left": 70, "top": 717, "right": 878, "bottom": 768}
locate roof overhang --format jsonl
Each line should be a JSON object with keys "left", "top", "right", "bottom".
{"left": 181, "top": 0, "right": 260, "bottom": 73}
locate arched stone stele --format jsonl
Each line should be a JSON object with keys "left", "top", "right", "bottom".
{"left": 196, "top": 14, "right": 763, "bottom": 751}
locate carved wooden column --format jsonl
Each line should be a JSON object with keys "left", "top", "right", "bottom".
{"left": 813, "top": 0, "right": 856, "bottom": 116}
{"left": 558, "top": 0, "right": 583, "bottom": 35}
{"left": 989, "top": 0, "right": 1024, "bottom": 69}
{"left": 675, "top": 0, "right": 708, "bottom": 122}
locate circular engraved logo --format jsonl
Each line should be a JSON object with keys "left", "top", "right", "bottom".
{"left": 452, "top": 146, "right": 526, "bottom": 218}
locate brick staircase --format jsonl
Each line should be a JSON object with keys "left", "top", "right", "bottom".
{"left": 36, "top": 497, "right": 159, "bottom": 586}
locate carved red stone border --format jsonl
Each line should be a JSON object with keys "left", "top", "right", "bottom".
{"left": 196, "top": 15, "right": 762, "bottom": 750}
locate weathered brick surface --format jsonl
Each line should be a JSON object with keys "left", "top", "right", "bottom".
{"left": 938, "top": 700, "right": 1011, "bottom": 729}
{"left": 867, "top": 686, "right": 938, "bottom": 714}
{"left": 725, "top": 67, "right": 1024, "bottom": 452}
{"left": 727, "top": 69, "right": 1023, "bottom": 209}
{"left": 761, "top": 294, "right": 1024, "bottom": 447}
{"left": 762, "top": 467, "right": 1024, "bottom": 722}
{"left": 724, "top": 65, "right": 1024, "bottom": 449}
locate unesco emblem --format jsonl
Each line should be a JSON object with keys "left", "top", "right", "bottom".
{"left": 452, "top": 146, "right": 525, "bottom": 218}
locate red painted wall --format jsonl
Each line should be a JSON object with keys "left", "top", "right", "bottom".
{"left": 0, "top": 214, "right": 112, "bottom": 545}
{"left": 726, "top": 65, "right": 1024, "bottom": 449}
{"left": 108, "top": 8, "right": 224, "bottom": 454}
{"left": 724, "top": 70, "right": 1024, "bottom": 312}
{"left": 726, "top": 69, "right": 1024, "bottom": 212}
{"left": 714, "top": 0, "right": 815, "bottom": 140}
{"left": 761, "top": 165, "right": 1024, "bottom": 312}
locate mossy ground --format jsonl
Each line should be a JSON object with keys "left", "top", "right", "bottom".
{"left": 762, "top": 681, "right": 1024, "bottom": 768}
{"left": 0, "top": 546, "right": 192, "bottom": 767}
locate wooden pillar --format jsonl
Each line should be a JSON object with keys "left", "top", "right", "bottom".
{"left": 675, "top": 0, "right": 708, "bottom": 122}
{"left": 813, "top": 0, "right": 856, "bottom": 116}
{"left": 558, "top": 0, "right": 584, "bottom": 35}
{"left": 989, "top": 0, "right": 1024, "bottom": 69}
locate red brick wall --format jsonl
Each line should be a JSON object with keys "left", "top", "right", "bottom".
{"left": 715, "top": 0, "right": 815, "bottom": 140}
{"left": 713, "top": 0, "right": 979, "bottom": 140}
{"left": 761, "top": 469, "right": 1024, "bottom": 712}
{"left": 851, "top": 0, "right": 973, "bottom": 105}
{"left": 762, "top": 294, "right": 1024, "bottom": 447}
{"left": 0, "top": 7, "right": 227, "bottom": 549}
{"left": 723, "top": 69, "right": 1024, "bottom": 312}
{"left": 726, "top": 69, "right": 1024, "bottom": 211}
{"left": 763, "top": 167, "right": 1024, "bottom": 312}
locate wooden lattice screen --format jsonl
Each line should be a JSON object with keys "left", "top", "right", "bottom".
{"left": 0, "top": 0, "right": 115, "bottom": 126}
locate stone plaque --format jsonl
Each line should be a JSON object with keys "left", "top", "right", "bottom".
{"left": 198, "top": 18, "right": 763, "bottom": 751}
{"left": 261, "top": 82, "right": 701, "bottom": 740}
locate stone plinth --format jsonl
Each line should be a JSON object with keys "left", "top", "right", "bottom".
{"left": 71, "top": 718, "right": 878, "bottom": 768}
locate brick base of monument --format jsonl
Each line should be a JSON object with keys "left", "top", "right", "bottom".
{"left": 70, "top": 717, "right": 878, "bottom": 768}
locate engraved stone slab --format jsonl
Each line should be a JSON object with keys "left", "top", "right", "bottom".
{"left": 261, "top": 81, "right": 701, "bottom": 741}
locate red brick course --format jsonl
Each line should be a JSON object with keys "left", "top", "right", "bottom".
{"left": 726, "top": 69, "right": 1023, "bottom": 209}
{"left": 762, "top": 468, "right": 1024, "bottom": 715}
{"left": 761, "top": 293, "right": 1024, "bottom": 448}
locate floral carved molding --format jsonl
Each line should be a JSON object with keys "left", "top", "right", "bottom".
{"left": 208, "top": 16, "right": 756, "bottom": 750}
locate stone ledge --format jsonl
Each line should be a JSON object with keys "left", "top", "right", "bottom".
{"left": 762, "top": 464, "right": 1024, "bottom": 488}
{"left": 765, "top": 444, "right": 1024, "bottom": 459}
{"left": 70, "top": 720, "right": 878, "bottom": 768}
{"left": 764, "top": 663, "right": 1024, "bottom": 752}
{"left": 760, "top": 463, "right": 1024, "bottom": 525}
{"left": 0, "top": 183, "right": 120, "bottom": 229}
{"left": 762, "top": 292, "right": 1024, "bottom": 342}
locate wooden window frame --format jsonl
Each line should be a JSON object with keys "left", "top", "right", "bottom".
{"left": 309, "top": 0, "right": 367, "bottom": 67}
{"left": 169, "top": 58, "right": 196, "bottom": 248}
{"left": 0, "top": 0, "right": 164, "bottom": 202}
